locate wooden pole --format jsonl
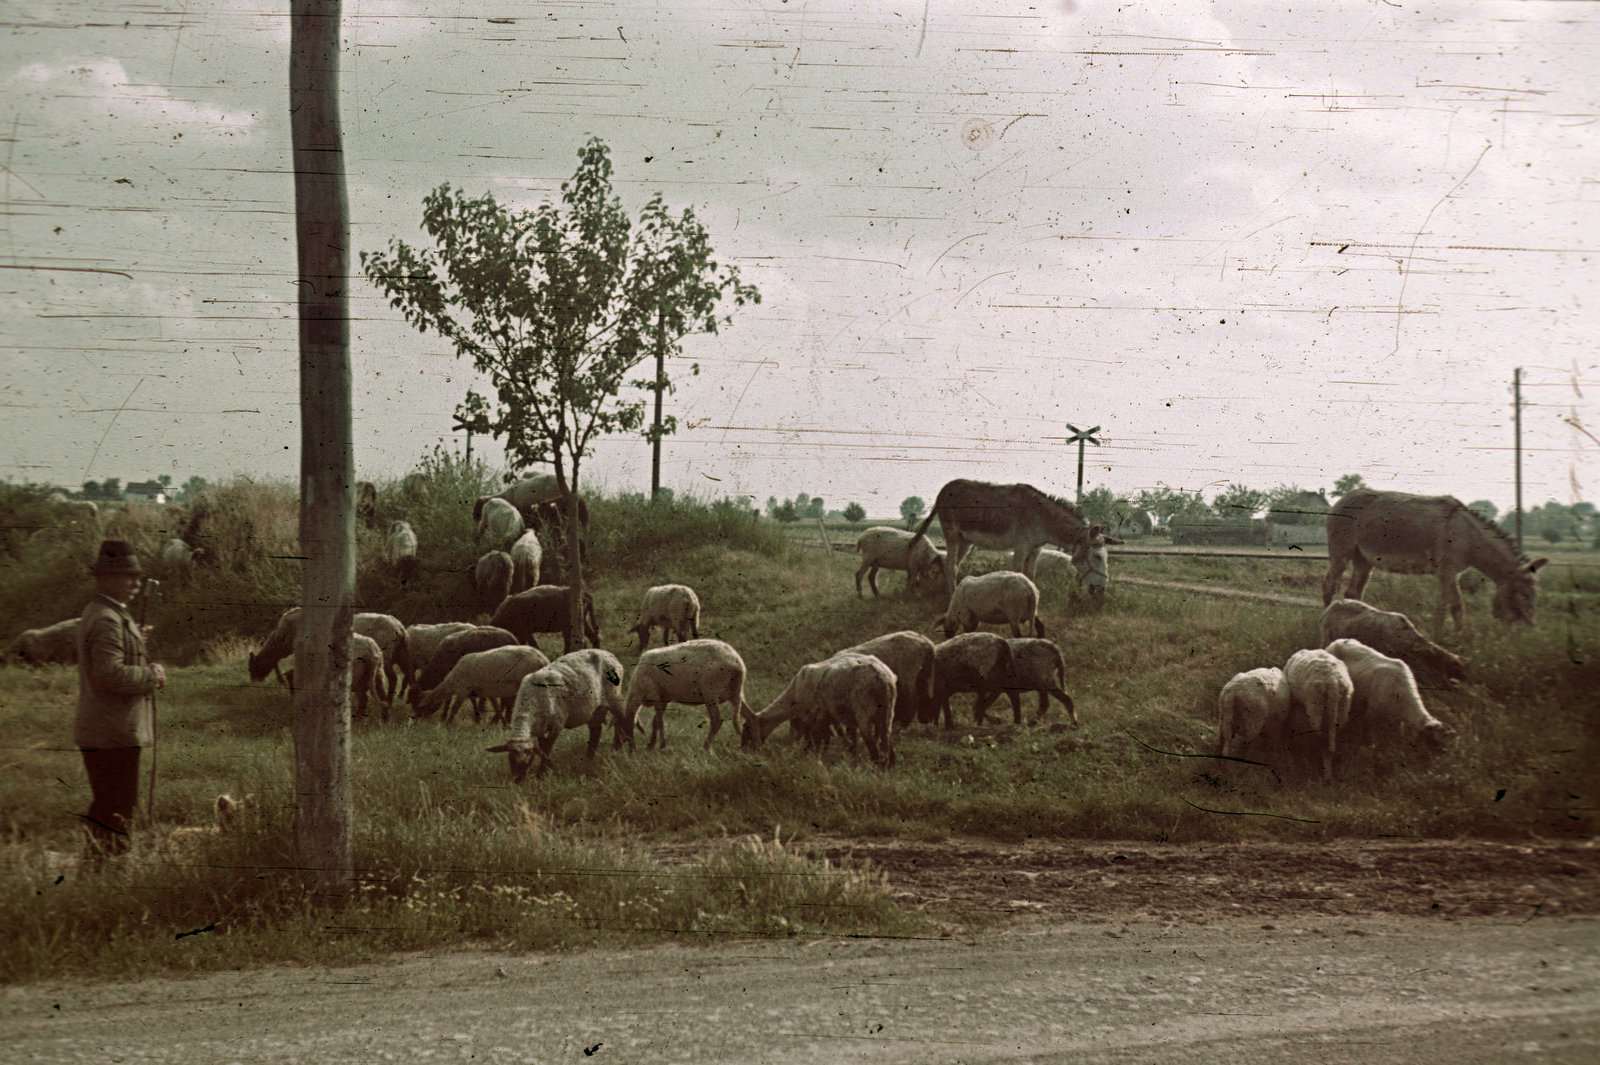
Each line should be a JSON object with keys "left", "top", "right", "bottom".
{"left": 1514, "top": 367, "right": 1524, "bottom": 553}
{"left": 651, "top": 305, "right": 665, "bottom": 501}
{"left": 290, "top": 0, "right": 354, "bottom": 905}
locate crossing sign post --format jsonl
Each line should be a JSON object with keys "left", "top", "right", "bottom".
{"left": 1064, "top": 423, "right": 1102, "bottom": 502}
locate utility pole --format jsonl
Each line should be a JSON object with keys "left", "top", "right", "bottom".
{"left": 651, "top": 305, "right": 665, "bottom": 501}
{"left": 1064, "top": 423, "right": 1102, "bottom": 502}
{"left": 290, "top": 0, "right": 353, "bottom": 906}
{"left": 1514, "top": 367, "right": 1524, "bottom": 553}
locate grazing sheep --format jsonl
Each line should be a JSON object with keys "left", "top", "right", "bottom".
{"left": 970, "top": 637, "right": 1078, "bottom": 727}
{"left": 740, "top": 653, "right": 896, "bottom": 768}
{"left": 840, "top": 630, "right": 935, "bottom": 727}
{"left": 348, "top": 632, "right": 387, "bottom": 720}
{"left": 475, "top": 474, "right": 562, "bottom": 525}
{"left": 408, "top": 626, "right": 519, "bottom": 715}
{"left": 474, "top": 550, "right": 514, "bottom": 613}
{"left": 1030, "top": 547, "right": 1077, "bottom": 580}
{"left": 625, "top": 638, "right": 751, "bottom": 750}
{"left": 491, "top": 585, "right": 600, "bottom": 655}
{"left": 353, "top": 612, "right": 408, "bottom": 704}
{"left": 247, "top": 607, "right": 299, "bottom": 683}
{"left": 160, "top": 537, "right": 198, "bottom": 574}
{"left": 1319, "top": 600, "right": 1465, "bottom": 685}
{"left": 486, "top": 648, "right": 629, "bottom": 783}
{"left": 508, "top": 530, "right": 543, "bottom": 596}
{"left": 9, "top": 618, "right": 80, "bottom": 666}
{"left": 531, "top": 493, "right": 591, "bottom": 536}
{"left": 356, "top": 480, "right": 378, "bottom": 528}
{"left": 387, "top": 520, "right": 420, "bottom": 583}
{"left": 934, "top": 571, "right": 1044, "bottom": 640}
{"left": 474, "top": 497, "right": 525, "bottom": 551}
{"left": 1283, "top": 648, "right": 1355, "bottom": 782}
{"left": 928, "top": 631, "right": 1016, "bottom": 729}
{"left": 415, "top": 644, "right": 551, "bottom": 727}
{"left": 399, "top": 621, "right": 477, "bottom": 695}
{"left": 628, "top": 584, "right": 701, "bottom": 651}
{"left": 1325, "top": 638, "right": 1458, "bottom": 758}
{"left": 853, "top": 526, "right": 946, "bottom": 598}
{"left": 1216, "top": 667, "right": 1291, "bottom": 759}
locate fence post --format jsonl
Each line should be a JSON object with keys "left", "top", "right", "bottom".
{"left": 816, "top": 516, "right": 832, "bottom": 554}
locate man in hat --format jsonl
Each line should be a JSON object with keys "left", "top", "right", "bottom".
{"left": 75, "top": 539, "right": 166, "bottom": 861}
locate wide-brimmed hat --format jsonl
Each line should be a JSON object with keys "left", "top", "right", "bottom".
{"left": 91, "top": 540, "right": 143, "bottom": 575}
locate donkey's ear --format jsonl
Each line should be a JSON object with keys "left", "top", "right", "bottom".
{"left": 1524, "top": 557, "right": 1550, "bottom": 573}
{"left": 486, "top": 743, "right": 512, "bottom": 753}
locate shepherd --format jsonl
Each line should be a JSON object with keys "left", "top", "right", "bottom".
{"left": 74, "top": 540, "right": 166, "bottom": 865}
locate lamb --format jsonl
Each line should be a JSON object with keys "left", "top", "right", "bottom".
{"left": 473, "top": 550, "right": 514, "bottom": 613}
{"left": 1216, "top": 667, "right": 1291, "bottom": 759}
{"left": 353, "top": 612, "right": 408, "bottom": 704}
{"left": 628, "top": 584, "right": 701, "bottom": 651}
{"left": 739, "top": 652, "right": 896, "bottom": 768}
{"left": 840, "top": 630, "right": 935, "bottom": 727}
{"left": 1324, "top": 638, "right": 1457, "bottom": 758}
{"left": 1283, "top": 648, "right": 1355, "bottom": 782}
{"left": 400, "top": 621, "right": 477, "bottom": 695}
{"left": 9, "top": 618, "right": 79, "bottom": 666}
{"left": 491, "top": 585, "right": 600, "bottom": 654}
{"left": 928, "top": 631, "right": 1016, "bottom": 729}
{"left": 853, "top": 526, "right": 946, "bottom": 598}
{"left": 474, "top": 496, "right": 526, "bottom": 551}
{"left": 408, "top": 626, "right": 519, "bottom": 715}
{"left": 970, "top": 637, "right": 1078, "bottom": 727}
{"left": 387, "top": 520, "right": 420, "bottom": 584}
{"left": 624, "top": 638, "right": 751, "bottom": 750}
{"left": 414, "top": 644, "right": 551, "bottom": 727}
{"left": 934, "top": 571, "right": 1044, "bottom": 640}
{"left": 1319, "top": 600, "right": 1466, "bottom": 685}
{"left": 509, "top": 531, "right": 543, "bottom": 596}
{"left": 486, "top": 648, "right": 629, "bottom": 783}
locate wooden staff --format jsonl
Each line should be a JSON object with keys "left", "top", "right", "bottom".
{"left": 141, "top": 578, "right": 161, "bottom": 821}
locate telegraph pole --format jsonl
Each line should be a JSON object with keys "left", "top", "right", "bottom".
{"left": 1064, "top": 423, "right": 1102, "bottom": 502}
{"left": 651, "top": 305, "right": 665, "bottom": 501}
{"left": 1514, "top": 367, "right": 1524, "bottom": 553}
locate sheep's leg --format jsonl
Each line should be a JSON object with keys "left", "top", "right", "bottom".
{"left": 1049, "top": 689, "right": 1078, "bottom": 728}
{"left": 868, "top": 566, "right": 881, "bottom": 598}
{"left": 1007, "top": 690, "right": 1024, "bottom": 725}
{"left": 704, "top": 703, "right": 722, "bottom": 750}
{"left": 855, "top": 561, "right": 870, "bottom": 598}
{"left": 648, "top": 704, "right": 668, "bottom": 750}
{"left": 970, "top": 689, "right": 999, "bottom": 726}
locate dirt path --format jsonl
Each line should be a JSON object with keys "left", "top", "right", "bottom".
{"left": 1117, "top": 576, "right": 1322, "bottom": 608}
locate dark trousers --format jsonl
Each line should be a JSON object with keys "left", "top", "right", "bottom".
{"left": 81, "top": 746, "right": 142, "bottom": 858}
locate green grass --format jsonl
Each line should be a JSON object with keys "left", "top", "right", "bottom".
{"left": 3, "top": 483, "right": 1597, "bottom": 982}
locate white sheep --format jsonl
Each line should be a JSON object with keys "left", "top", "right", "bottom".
{"left": 853, "top": 527, "right": 946, "bottom": 598}
{"left": 387, "top": 520, "right": 420, "bottom": 583}
{"left": 628, "top": 583, "right": 701, "bottom": 651}
{"left": 740, "top": 652, "right": 896, "bottom": 767}
{"left": 1319, "top": 600, "right": 1466, "bottom": 684}
{"left": 400, "top": 621, "right": 477, "bottom": 695}
{"left": 486, "top": 648, "right": 628, "bottom": 782}
{"left": 353, "top": 612, "right": 408, "bottom": 704}
{"left": 624, "top": 638, "right": 751, "bottom": 750}
{"left": 929, "top": 631, "right": 1015, "bottom": 729}
{"left": 509, "top": 530, "right": 544, "bottom": 595}
{"left": 971, "top": 637, "right": 1078, "bottom": 728}
{"left": 1324, "top": 638, "right": 1457, "bottom": 757}
{"left": 160, "top": 537, "right": 197, "bottom": 574}
{"left": 475, "top": 497, "right": 526, "bottom": 551}
{"left": 9, "top": 618, "right": 79, "bottom": 666}
{"left": 474, "top": 550, "right": 514, "bottom": 613}
{"left": 348, "top": 632, "right": 387, "bottom": 721}
{"left": 840, "top": 630, "right": 935, "bottom": 727}
{"left": 1283, "top": 648, "right": 1355, "bottom": 782}
{"left": 934, "top": 570, "right": 1044, "bottom": 640}
{"left": 415, "top": 644, "right": 551, "bottom": 727}
{"left": 1216, "top": 667, "right": 1291, "bottom": 759}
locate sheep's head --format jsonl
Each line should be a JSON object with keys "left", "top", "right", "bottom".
{"left": 246, "top": 650, "right": 271, "bottom": 683}
{"left": 1419, "top": 721, "right": 1457, "bottom": 754}
{"left": 487, "top": 738, "right": 538, "bottom": 784}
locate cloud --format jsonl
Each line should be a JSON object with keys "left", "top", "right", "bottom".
{"left": 10, "top": 56, "right": 256, "bottom": 136}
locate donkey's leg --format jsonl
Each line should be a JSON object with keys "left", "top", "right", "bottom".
{"left": 1345, "top": 549, "right": 1373, "bottom": 601}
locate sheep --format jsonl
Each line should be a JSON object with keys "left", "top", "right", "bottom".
{"left": 1216, "top": 667, "right": 1291, "bottom": 760}
{"left": 160, "top": 537, "right": 199, "bottom": 574}
{"left": 247, "top": 607, "right": 299, "bottom": 683}
{"left": 624, "top": 638, "right": 751, "bottom": 750}
{"left": 853, "top": 526, "right": 946, "bottom": 598}
{"left": 348, "top": 632, "right": 387, "bottom": 720}
{"left": 491, "top": 585, "right": 600, "bottom": 655}
{"left": 531, "top": 493, "right": 591, "bottom": 537}
{"left": 475, "top": 473, "right": 562, "bottom": 526}
{"left": 1283, "top": 648, "right": 1355, "bottom": 782}
{"left": 1325, "top": 638, "right": 1458, "bottom": 759}
{"left": 739, "top": 652, "right": 896, "bottom": 768}
{"left": 243, "top": 611, "right": 388, "bottom": 718}
{"left": 840, "top": 630, "right": 935, "bottom": 727}
{"left": 356, "top": 480, "right": 378, "bottom": 528}
{"left": 414, "top": 644, "right": 551, "bottom": 727}
{"left": 933, "top": 570, "right": 1044, "bottom": 640}
{"left": 927, "top": 631, "right": 1016, "bottom": 729}
{"left": 408, "top": 626, "right": 519, "bottom": 715}
{"left": 402, "top": 470, "right": 428, "bottom": 498}
{"left": 970, "top": 637, "right": 1078, "bottom": 728}
{"left": 473, "top": 550, "right": 514, "bottom": 613}
{"left": 486, "top": 648, "right": 629, "bottom": 783}
{"left": 9, "top": 618, "right": 79, "bottom": 666}
{"left": 353, "top": 612, "right": 408, "bottom": 704}
{"left": 387, "top": 520, "right": 420, "bottom": 583}
{"left": 400, "top": 621, "right": 477, "bottom": 695}
{"left": 474, "top": 497, "right": 526, "bottom": 552}
{"left": 628, "top": 584, "right": 701, "bottom": 651}
{"left": 1319, "top": 600, "right": 1466, "bottom": 685}
{"left": 1030, "top": 547, "right": 1077, "bottom": 580}
{"left": 509, "top": 530, "right": 543, "bottom": 596}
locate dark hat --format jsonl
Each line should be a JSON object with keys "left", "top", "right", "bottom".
{"left": 92, "top": 540, "right": 143, "bottom": 575}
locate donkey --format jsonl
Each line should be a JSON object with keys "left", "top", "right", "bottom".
{"left": 909, "top": 479, "right": 1091, "bottom": 593}
{"left": 1321, "top": 488, "right": 1548, "bottom": 636}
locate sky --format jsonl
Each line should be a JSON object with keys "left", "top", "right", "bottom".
{"left": 2, "top": 0, "right": 1598, "bottom": 518}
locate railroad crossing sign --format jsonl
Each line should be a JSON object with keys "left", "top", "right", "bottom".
{"left": 1064, "top": 423, "right": 1102, "bottom": 502}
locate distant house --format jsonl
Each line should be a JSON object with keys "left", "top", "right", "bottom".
{"left": 123, "top": 480, "right": 167, "bottom": 504}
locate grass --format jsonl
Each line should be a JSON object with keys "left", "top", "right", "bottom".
{"left": 2, "top": 480, "right": 1597, "bottom": 982}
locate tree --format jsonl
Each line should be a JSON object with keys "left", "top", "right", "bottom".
{"left": 843, "top": 502, "right": 866, "bottom": 523}
{"left": 774, "top": 500, "right": 799, "bottom": 523}
{"left": 363, "top": 138, "right": 758, "bottom": 649}
{"left": 1265, "top": 484, "right": 1330, "bottom": 527}
{"left": 1080, "top": 487, "right": 1139, "bottom": 536}
{"left": 806, "top": 497, "right": 825, "bottom": 520}
{"left": 794, "top": 492, "right": 811, "bottom": 514}
{"left": 157, "top": 474, "right": 172, "bottom": 488}
{"left": 900, "top": 496, "right": 925, "bottom": 529}
{"left": 1133, "top": 487, "right": 1205, "bottom": 527}
{"left": 765, "top": 496, "right": 780, "bottom": 519}
{"left": 1332, "top": 473, "right": 1366, "bottom": 499}
{"left": 182, "top": 475, "right": 209, "bottom": 502}
{"left": 1467, "top": 499, "right": 1499, "bottom": 522}
{"left": 1211, "top": 484, "right": 1267, "bottom": 520}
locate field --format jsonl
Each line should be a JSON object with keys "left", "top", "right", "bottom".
{"left": 1, "top": 474, "right": 1596, "bottom": 982}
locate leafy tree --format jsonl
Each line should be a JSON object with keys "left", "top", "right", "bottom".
{"left": 1467, "top": 499, "right": 1498, "bottom": 522}
{"left": 1079, "top": 487, "right": 1144, "bottom": 536}
{"left": 1332, "top": 473, "right": 1366, "bottom": 499}
{"left": 806, "top": 497, "right": 825, "bottom": 520}
{"left": 843, "top": 502, "right": 866, "bottom": 523}
{"left": 794, "top": 492, "right": 811, "bottom": 514}
{"left": 765, "top": 496, "right": 779, "bottom": 518}
{"left": 1211, "top": 484, "right": 1267, "bottom": 520}
{"left": 1265, "top": 484, "right": 1330, "bottom": 527}
{"left": 899, "top": 496, "right": 925, "bottom": 529}
{"left": 362, "top": 138, "right": 757, "bottom": 648}
{"left": 157, "top": 474, "right": 172, "bottom": 488}
{"left": 81, "top": 480, "right": 100, "bottom": 500}
{"left": 1133, "top": 487, "right": 1206, "bottom": 527}
{"left": 774, "top": 500, "right": 799, "bottom": 523}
